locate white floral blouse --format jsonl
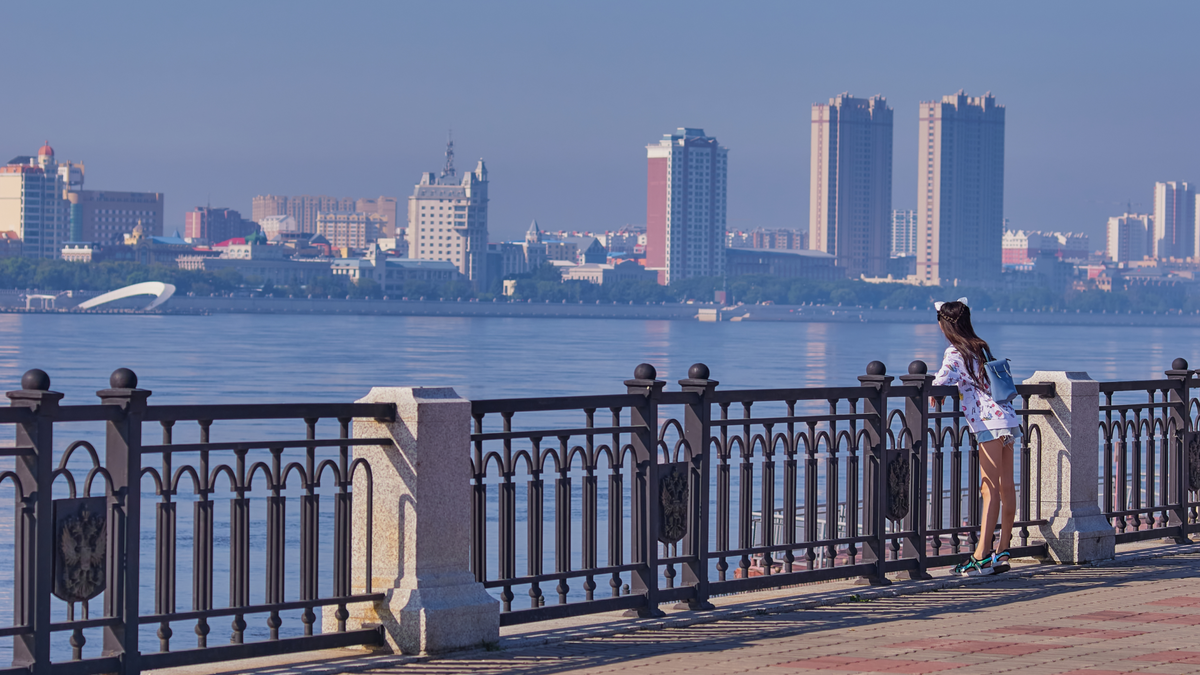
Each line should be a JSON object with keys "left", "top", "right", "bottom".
{"left": 931, "top": 346, "right": 1019, "bottom": 433}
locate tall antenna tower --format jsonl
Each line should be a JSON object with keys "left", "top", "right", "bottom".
{"left": 441, "top": 130, "right": 456, "bottom": 180}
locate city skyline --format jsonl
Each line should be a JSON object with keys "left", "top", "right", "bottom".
{"left": 4, "top": 2, "right": 1198, "bottom": 246}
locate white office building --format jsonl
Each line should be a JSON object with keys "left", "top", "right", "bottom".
{"left": 405, "top": 139, "right": 489, "bottom": 284}
{"left": 1153, "top": 182, "right": 1195, "bottom": 260}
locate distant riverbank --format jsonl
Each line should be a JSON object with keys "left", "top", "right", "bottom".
{"left": 0, "top": 288, "right": 1197, "bottom": 327}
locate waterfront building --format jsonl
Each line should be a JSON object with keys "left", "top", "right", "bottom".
{"left": 67, "top": 190, "right": 165, "bottom": 244}
{"left": 1106, "top": 213, "right": 1154, "bottom": 263}
{"left": 184, "top": 207, "right": 259, "bottom": 244}
{"left": 646, "top": 128, "right": 728, "bottom": 284}
{"left": 259, "top": 214, "right": 298, "bottom": 242}
{"left": 915, "top": 91, "right": 1006, "bottom": 285}
{"left": 124, "top": 224, "right": 196, "bottom": 265}
{"left": 1002, "top": 230, "right": 1090, "bottom": 265}
{"left": 331, "top": 255, "right": 460, "bottom": 294}
{"left": 561, "top": 260, "right": 659, "bottom": 285}
{"left": 809, "top": 94, "right": 893, "bottom": 279}
{"left": 61, "top": 241, "right": 134, "bottom": 263}
{"left": 0, "top": 144, "right": 69, "bottom": 258}
{"left": 177, "top": 241, "right": 329, "bottom": 286}
{"left": 891, "top": 209, "right": 917, "bottom": 257}
{"left": 405, "top": 139, "right": 489, "bottom": 285}
{"left": 1153, "top": 182, "right": 1196, "bottom": 259}
{"left": 724, "top": 248, "right": 843, "bottom": 281}
{"left": 315, "top": 211, "right": 385, "bottom": 251}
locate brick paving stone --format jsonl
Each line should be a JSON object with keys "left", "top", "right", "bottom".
{"left": 773, "top": 658, "right": 967, "bottom": 673}
{"left": 340, "top": 552, "right": 1200, "bottom": 675}
{"left": 1149, "top": 597, "right": 1200, "bottom": 607}
{"left": 1130, "top": 651, "right": 1200, "bottom": 664}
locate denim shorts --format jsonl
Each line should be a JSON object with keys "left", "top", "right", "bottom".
{"left": 976, "top": 426, "right": 1023, "bottom": 444}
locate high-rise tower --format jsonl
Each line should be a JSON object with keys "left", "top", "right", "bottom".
{"left": 646, "top": 128, "right": 728, "bottom": 284}
{"left": 0, "top": 143, "right": 69, "bottom": 258}
{"left": 406, "top": 138, "right": 489, "bottom": 285}
{"left": 1153, "top": 182, "right": 1195, "bottom": 259}
{"left": 916, "top": 91, "right": 1006, "bottom": 285}
{"left": 809, "top": 94, "right": 893, "bottom": 278}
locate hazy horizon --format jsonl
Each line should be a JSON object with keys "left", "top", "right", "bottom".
{"left": 5, "top": 0, "right": 1198, "bottom": 245}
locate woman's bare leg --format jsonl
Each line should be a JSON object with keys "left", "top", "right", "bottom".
{"left": 997, "top": 436, "right": 1017, "bottom": 554}
{"left": 975, "top": 438, "right": 1006, "bottom": 560}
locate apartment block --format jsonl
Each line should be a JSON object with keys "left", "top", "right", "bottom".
{"left": 252, "top": 194, "right": 356, "bottom": 234}
{"left": 184, "top": 207, "right": 258, "bottom": 244}
{"left": 916, "top": 91, "right": 1006, "bottom": 285}
{"left": 1106, "top": 213, "right": 1154, "bottom": 263}
{"left": 891, "top": 209, "right": 917, "bottom": 257}
{"left": 316, "top": 211, "right": 385, "bottom": 250}
{"left": 646, "top": 128, "right": 728, "bottom": 284}
{"left": 1153, "top": 182, "right": 1195, "bottom": 259}
{"left": 1002, "top": 230, "right": 1089, "bottom": 265}
{"left": 68, "top": 190, "right": 165, "bottom": 244}
{"left": 809, "top": 94, "right": 893, "bottom": 278}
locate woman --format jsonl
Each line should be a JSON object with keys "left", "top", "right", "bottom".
{"left": 930, "top": 299, "right": 1020, "bottom": 576}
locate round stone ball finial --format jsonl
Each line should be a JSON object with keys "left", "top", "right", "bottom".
{"left": 110, "top": 368, "right": 138, "bottom": 389}
{"left": 1173, "top": 358, "right": 1190, "bottom": 371}
{"left": 634, "top": 363, "right": 657, "bottom": 381}
{"left": 908, "top": 360, "right": 928, "bottom": 375}
{"left": 866, "top": 361, "right": 887, "bottom": 376}
{"left": 21, "top": 369, "right": 50, "bottom": 391}
{"left": 688, "top": 363, "right": 710, "bottom": 380}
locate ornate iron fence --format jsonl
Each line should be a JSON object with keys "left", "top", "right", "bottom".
{"left": 469, "top": 360, "right": 1055, "bottom": 626}
{"left": 0, "top": 368, "right": 393, "bottom": 675}
{"left": 1100, "top": 358, "right": 1200, "bottom": 543}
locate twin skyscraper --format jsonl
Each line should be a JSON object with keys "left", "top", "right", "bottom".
{"left": 810, "top": 91, "right": 1005, "bottom": 285}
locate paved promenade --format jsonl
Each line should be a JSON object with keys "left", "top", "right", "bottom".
{"left": 350, "top": 545, "right": 1200, "bottom": 675}
{"left": 176, "top": 544, "right": 1200, "bottom": 675}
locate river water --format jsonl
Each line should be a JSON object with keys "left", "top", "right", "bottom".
{"left": 0, "top": 313, "right": 1191, "bottom": 661}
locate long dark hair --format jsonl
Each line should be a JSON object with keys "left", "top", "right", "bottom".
{"left": 936, "top": 301, "right": 991, "bottom": 386}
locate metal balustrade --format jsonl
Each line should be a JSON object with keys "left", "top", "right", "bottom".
{"left": 8, "top": 356, "right": 1200, "bottom": 670}
{"left": 469, "top": 360, "right": 1056, "bottom": 626}
{"left": 0, "top": 368, "right": 393, "bottom": 675}
{"left": 1099, "top": 358, "right": 1200, "bottom": 543}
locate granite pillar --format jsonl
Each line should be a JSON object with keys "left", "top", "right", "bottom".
{"left": 326, "top": 387, "right": 498, "bottom": 654}
{"left": 1024, "top": 371, "right": 1115, "bottom": 564}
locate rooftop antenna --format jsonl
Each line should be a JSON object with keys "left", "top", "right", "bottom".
{"left": 441, "top": 130, "right": 456, "bottom": 180}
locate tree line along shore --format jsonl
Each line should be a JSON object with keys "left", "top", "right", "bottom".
{"left": 0, "top": 257, "right": 1197, "bottom": 315}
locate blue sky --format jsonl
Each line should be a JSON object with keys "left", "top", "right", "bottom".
{"left": 4, "top": 1, "right": 1197, "bottom": 244}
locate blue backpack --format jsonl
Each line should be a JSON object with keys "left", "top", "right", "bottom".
{"left": 983, "top": 347, "right": 1018, "bottom": 403}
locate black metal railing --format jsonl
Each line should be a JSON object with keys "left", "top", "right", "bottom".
{"left": 469, "top": 360, "right": 1055, "bottom": 626}
{"left": 1100, "top": 358, "right": 1200, "bottom": 544}
{"left": 0, "top": 368, "right": 393, "bottom": 675}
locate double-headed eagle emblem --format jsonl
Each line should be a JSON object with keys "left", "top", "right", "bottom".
{"left": 54, "top": 500, "right": 107, "bottom": 603}
{"left": 658, "top": 464, "right": 689, "bottom": 545}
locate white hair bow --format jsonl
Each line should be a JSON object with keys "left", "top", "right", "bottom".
{"left": 933, "top": 297, "right": 969, "bottom": 311}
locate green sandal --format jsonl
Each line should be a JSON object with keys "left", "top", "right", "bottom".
{"left": 951, "top": 554, "right": 994, "bottom": 576}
